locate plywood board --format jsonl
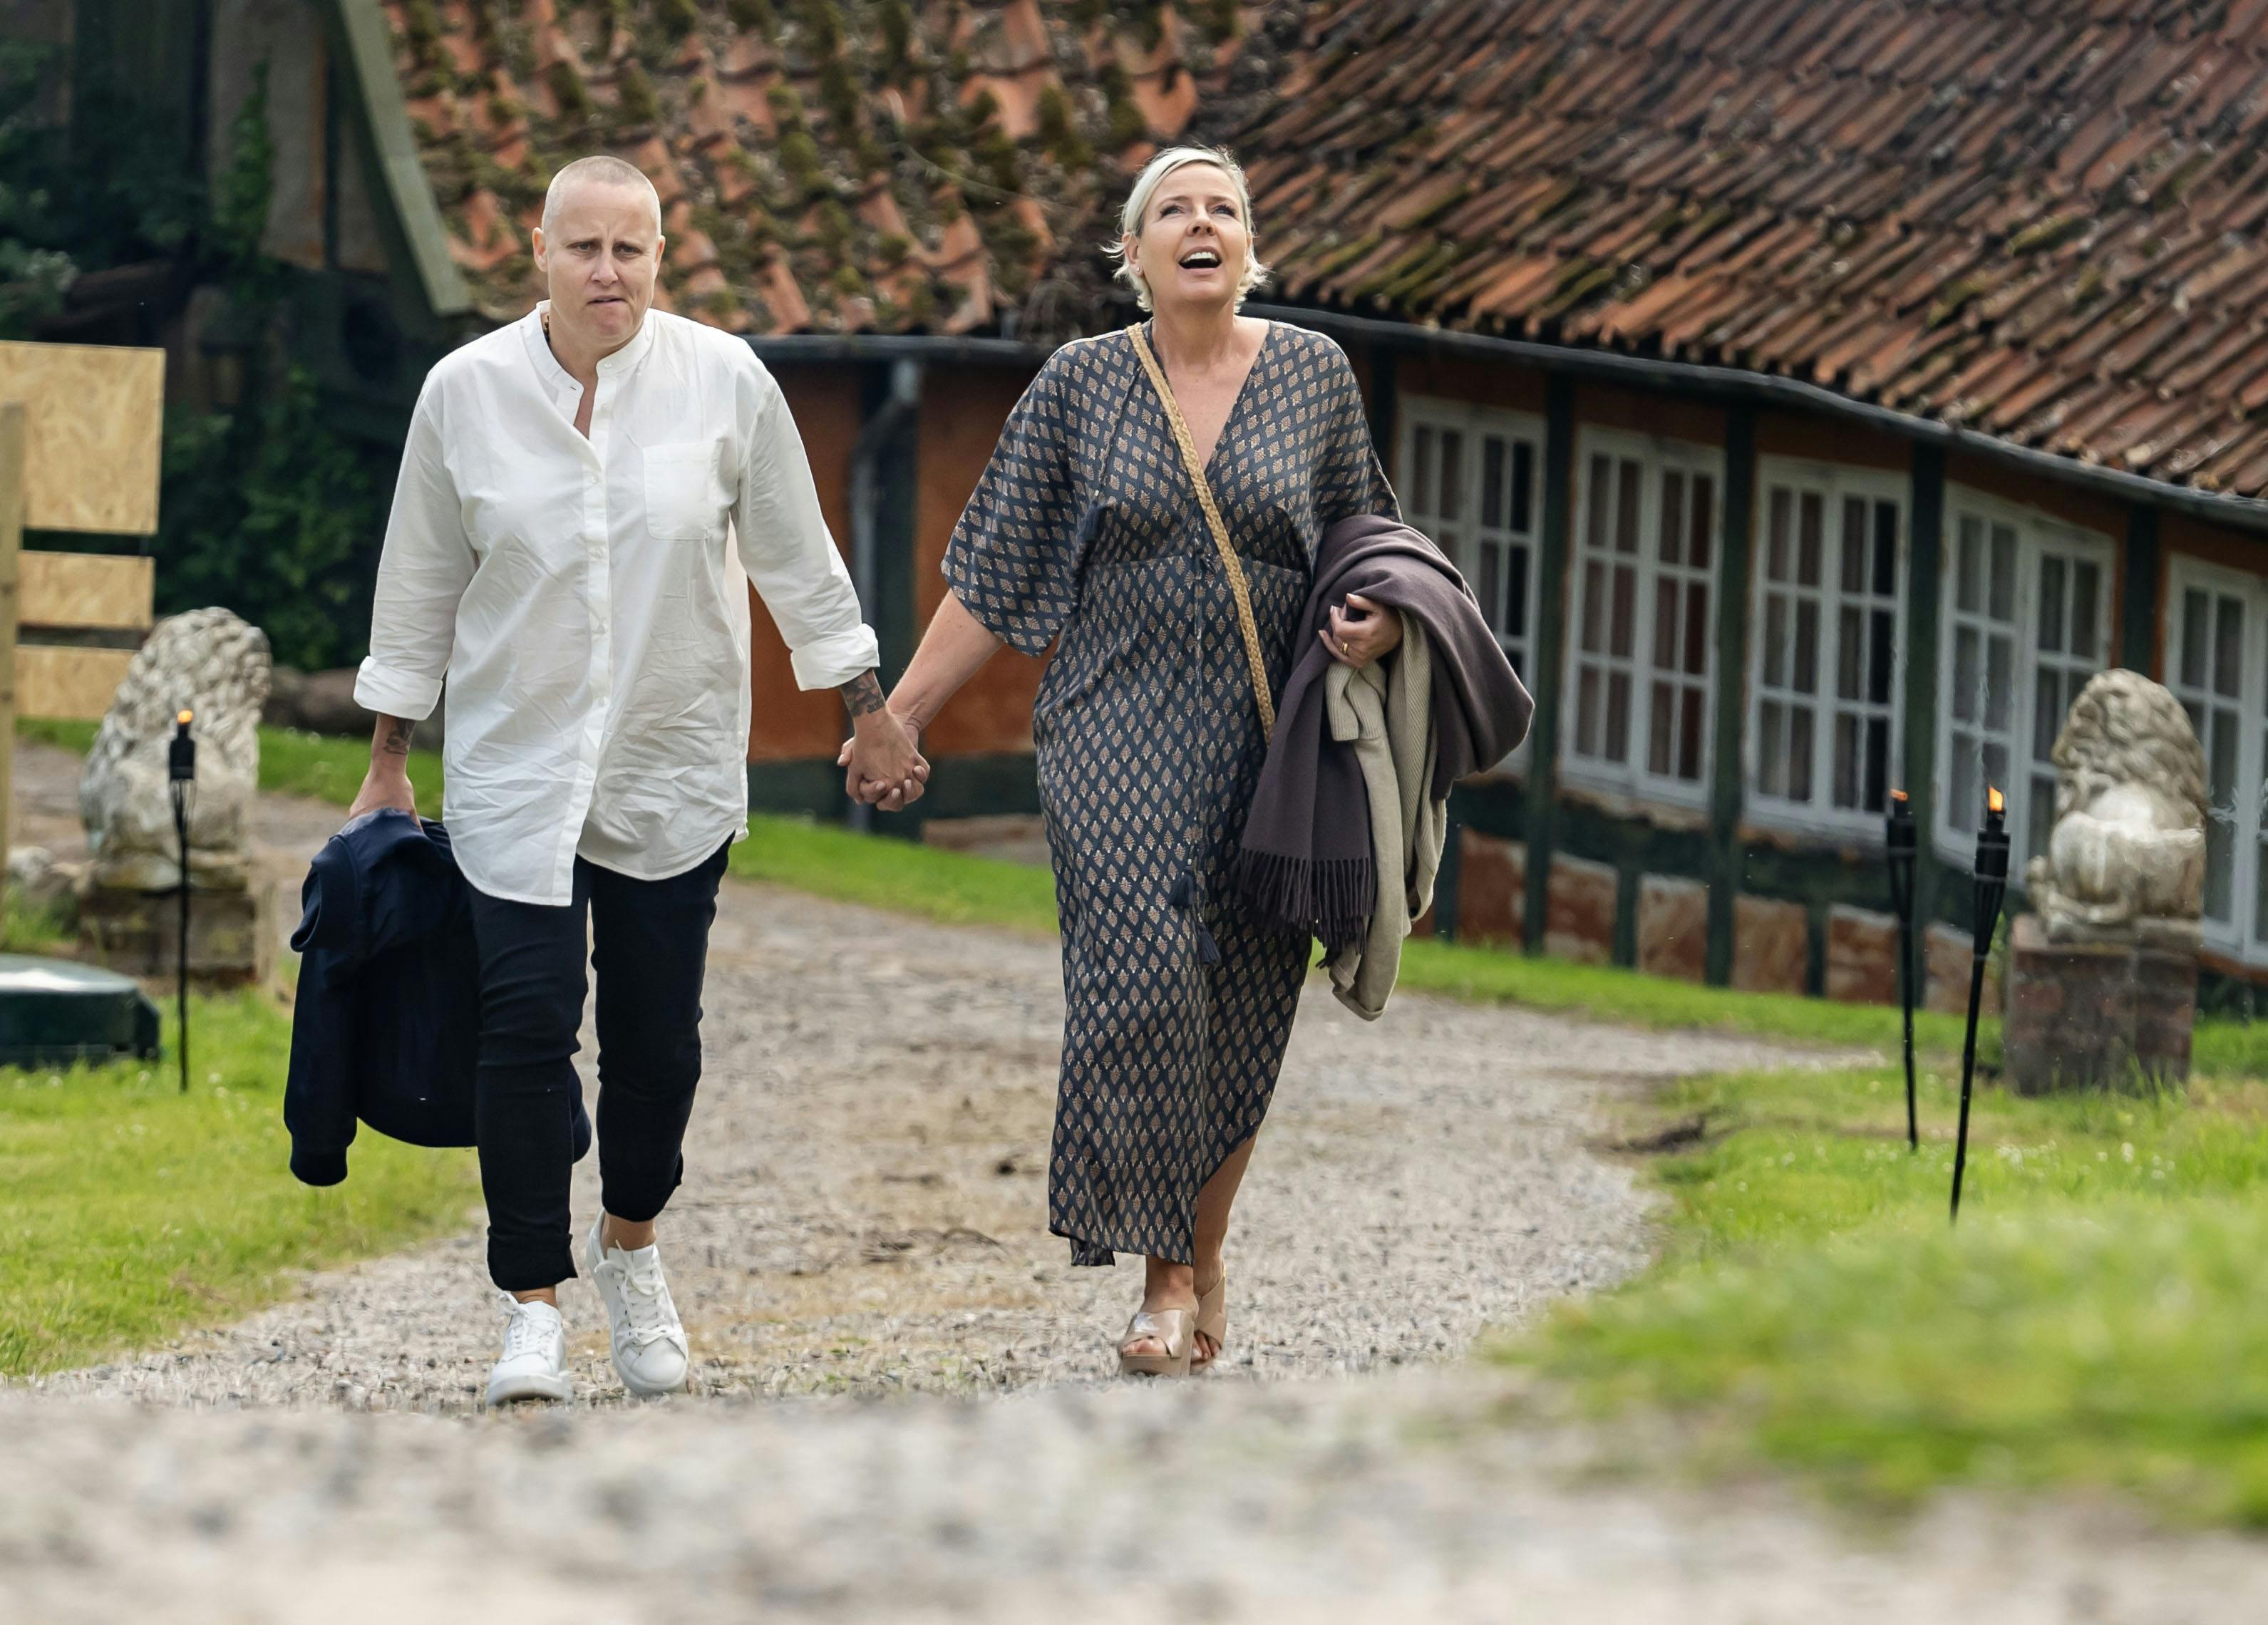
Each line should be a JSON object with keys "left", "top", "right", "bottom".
{"left": 19, "top": 644, "right": 134, "bottom": 721}
{"left": 0, "top": 342, "right": 165, "bottom": 535}
{"left": 19, "top": 551, "right": 154, "bottom": 631}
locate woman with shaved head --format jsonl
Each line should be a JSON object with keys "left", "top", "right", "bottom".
{"left": 350, "top": 153, "right": 924, "bottom": 1404}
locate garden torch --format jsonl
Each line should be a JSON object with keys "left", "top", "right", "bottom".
{"left": 1886, "top": 788, "right": 1919, "bottom": 1153}
{"left": 1949, "top": 785, "right": 2009, "bottom": 1222}
{"left": 169, "top": 709, "right": 195, "bottom": 1095}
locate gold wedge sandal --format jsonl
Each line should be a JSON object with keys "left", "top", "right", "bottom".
{"left": 1117, "top": 1307, "right": 1196, "bottom": 1378}
{"left": 1191, "top": 1270, "right": 1227, "bottom": 1372}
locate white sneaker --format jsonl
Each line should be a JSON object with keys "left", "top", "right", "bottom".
{"left": 585, "top": 1215, "right": 691, "bottom": 1398}
{"left": 486, "top": 1293, "right": 572, "bottom": 1405}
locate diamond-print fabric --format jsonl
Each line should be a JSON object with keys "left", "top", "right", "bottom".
{"left": 944, "top": 323, "right": 1396, "bottom": 1266}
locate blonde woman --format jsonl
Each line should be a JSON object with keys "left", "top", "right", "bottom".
{"left": 850, "top": 147, "right": 1400, "bottom": 1375}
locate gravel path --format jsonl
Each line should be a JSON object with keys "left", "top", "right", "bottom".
{"left": 13, "top": 745, "right": 2268, "bottom": 1617}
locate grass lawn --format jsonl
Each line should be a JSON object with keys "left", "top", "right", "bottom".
{"left": 0, "top": 989, "right": 473, "bottom": 1378}
{"left": 1504, "top": 1059, "right": 2268, "bottom": 1524}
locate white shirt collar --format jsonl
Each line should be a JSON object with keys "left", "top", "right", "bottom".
{"left": 523, "top": 301, "right": 658, "bottom": 400}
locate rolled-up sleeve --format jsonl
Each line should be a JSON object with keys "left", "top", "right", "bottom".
{"left": 733, "top": 364, "right": 878, "bottom": 691}
{"left": 354, "top": 380, "right": 473, "bottom": 721}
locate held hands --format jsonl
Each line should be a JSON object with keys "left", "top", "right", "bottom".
{"left": 839, "top": 705, "right": 930, "bottom": 811}
{"left": 1320, "top": 592, "right": 1403, "bottom": 667}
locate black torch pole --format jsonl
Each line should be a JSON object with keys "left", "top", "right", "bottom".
{"left": 168, "top": 710, "right": 196, "bottom": 1095}
{"left": 1886, "top": 789, "right": 1919, "bottom": 1153}
{"left": 1949, "top": 787, "right": 2009, "bottom": 1223}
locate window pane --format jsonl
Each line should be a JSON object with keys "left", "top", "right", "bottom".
{"left": 1790, "top": 708, "right": 1814, "bottom": 802}
{"left": 1841, "top": 497, "right": 1867, "bottom": 594}
{"left": 1606, "top": 671, "right": 1631, "bottom": 761}
{"left": 1582, "top": 559, "right": 1606, "bottom": 652}
{"left": 1957, "top": 515, "right": 1984, "bottom": 612}
{"left": 2034, "top": 674, "right": 2063, "bottom": 763}
{"left": 1794, "top": 599, "right": 1819, "bottom": 696}
{"left": 1833, "top": 711, "right": 1860, "bottom": 808}
{"left": 2072, "top": 561, "right": 2101, "bottom": 659}
{"left": 1872, "top": 501, "right": 1898, "bottom": 596}
{"left": 1764, "top": 594, "right": 1788, "bottom": 687}
{"left": 1984, "top": 632, "right": 2013, "bottom": 731}
{"left": 1760, "top": 701, "right": 1786, "bottom": 795}
{"left": 1587, "top": 455, "right": 1610, "bottom": 550}
{"left": 1837, "top": 604, "right": 1863, "bottom": 701}
{"left": 1611, "top": 563, "right": 1636, "bottom": 659}
{"left": 1577, "top": 666, "right": 1600, "bottom": 756}
{"left": 1679, "top": 686, "right": 1704, "bottom": 779}
{"left": 1989, "top": 525, "right": 2017, "bottom": 621}
{"left": 1953, "top": 625, "right": 1980, "bottom": 723}
{"left": 1659, "top": 471, "right": 1685, "bottom": 565}
{"left": 2215, "top": 593, "right": 2244, "bottom": 698}
{"left": 1864, "top": 715, "right": 1888, "bottom": 812}
{"left": 1615, "top": 460, "right": 1641, "bottom": 554}
{"left": 2205, "top": 810, "right": 2234, "bottom": 923}
{"left": 1949, "top": 734, "right": 1977, "bottom": 832}
{"left": 2182, "top": 589, "right": 2210, "bottom": 689}
{"left": 1768, "top": 488, "right": 1791, "bottom": 582}
{"left": 1512, "top": 442, "right": 1533, "bottom": 532}
{"left": 1506, "top": 542, "right": 1529, "bottom": 639}
{"left": 1798, "top": 492, "right": 1823, "bottom": 587}
{"left": 1438, "top": 530, "right": 1459, "bottom": 572}
{"left": 1440, "top": 431, "right": 1463, "bottom": 521}
{"left": 1690, "top": 475, "right": 1713, "bottom": 568}
{"left": 1868, "top": 607, "right": 1895, "bottom": 705}
{"left": 1649, "top": 682, "right": 1673, "bottom": 775}
{"left": 1683, "top": 582, "right": 1708, "bottom": 676}
{"left": 1653, "top": 579, "right": 1679, "bottom": 674}
{"left": 2037, "top": 554, "right": 2066, "bottom": 654}
{"left": 2210, "top": 715, "right": 2238, "bottom": 808}
{"left": 1481, "top": 438, "right": 1505, "bottom": 530}
{"left": 1479, "top": 542, "right": 1502, "bottom": 635}
{"left": 1412, "top": 428, "right": 1435, "bottom": 515}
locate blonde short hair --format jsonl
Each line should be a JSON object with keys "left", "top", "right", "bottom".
{"left": 1106, "top": 145, "right": 1271, "bottom": 313}
{"left": 541, "top": 154, "right": 663, "bottom": 236}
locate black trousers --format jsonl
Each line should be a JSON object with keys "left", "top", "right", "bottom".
{"left": 466, "top": 843, "right": 730, "bottom": 1292}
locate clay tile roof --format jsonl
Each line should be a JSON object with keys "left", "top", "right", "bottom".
{"left": 379, "top": 0, "right": 1260, "bottom": 342}
{"left": 1225, "top": 0, "right": 2268, "bottom": 499}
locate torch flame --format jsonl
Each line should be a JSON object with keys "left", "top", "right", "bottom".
{"left": 1987, "top": 785, "right": 2004, "bottom": 815}
{"left": 1890, "top": 788, "right": 1908, "bottom": 805}
{"left": 176, "top": 710, "right": 192, "bottom": 726}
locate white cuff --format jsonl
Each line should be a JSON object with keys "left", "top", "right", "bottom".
{"left": 353, "top": 659, "right": 443, "bottom": 722}
{"left": 786, "top": 624, "right": 881, "bottom": 692}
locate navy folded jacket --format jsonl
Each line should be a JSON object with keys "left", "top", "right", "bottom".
{"left": 283, "top": 809, "right": 590, "bottom": 1185}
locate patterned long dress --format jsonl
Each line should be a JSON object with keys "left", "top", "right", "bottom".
{"left": 944, "top": 322, "right": 1397, "bottom": 1266}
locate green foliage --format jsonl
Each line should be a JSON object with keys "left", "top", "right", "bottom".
{"left": 0, "top": 41, "right": 204, "bottom": 339}
{"left": 0, "top": 989, "right": 475, "bottom": 1376}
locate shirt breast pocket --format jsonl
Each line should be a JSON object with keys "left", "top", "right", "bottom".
{"left": 643, "top": 440, "right": 726, "bottom": 542}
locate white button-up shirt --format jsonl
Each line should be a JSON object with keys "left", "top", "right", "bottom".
{"left": 354, "top": 304, "right": 877, "bottom": 905}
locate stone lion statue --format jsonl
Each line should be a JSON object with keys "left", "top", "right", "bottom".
{"left": 2023, "top": 668, "right": 2207, "bottom": 946}
{"left": 80, "top": 607, "right": 270, "bottom": 892}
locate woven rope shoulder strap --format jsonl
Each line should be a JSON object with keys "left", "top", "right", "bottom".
{"left": 1128, "top": 326, "right": 1278, "bottom": 738}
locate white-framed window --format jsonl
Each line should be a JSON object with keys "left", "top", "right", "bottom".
{"left": 1398, "top": 396, "right": 1542, "bottom": 682}
{"left": 1565, "top": 428, "right": 1722, "bottom": 804}
{"left": 2165, "top": 557, "right": 2268, "bottom": 966}
{"left": 1746, "top": 459, "right": 1907, "bottom": 836}
{"left": 1936, "top": 489, "right": 2113, "bottom": 872}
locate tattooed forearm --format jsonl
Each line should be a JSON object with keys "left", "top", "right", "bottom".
{"left": 378, "top": 716, "right": 417, "bottom": 758}
{"left": 840, "top": 671, "right": 887, "bottom": 718}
